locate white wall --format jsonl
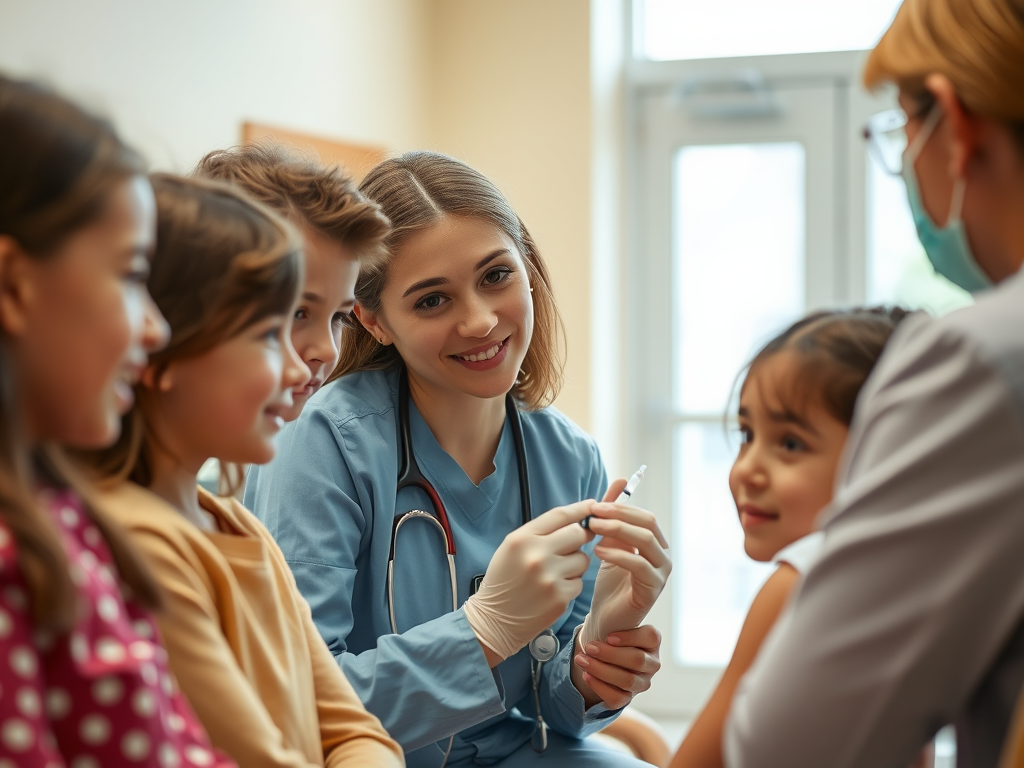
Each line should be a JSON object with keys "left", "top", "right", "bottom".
{"left": 0, "top": 0, "right": 431, "bottom": 171}
{"left": 0, "top": 0, "right": 611, "bottom": 435}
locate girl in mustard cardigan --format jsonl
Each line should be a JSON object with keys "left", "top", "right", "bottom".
{"left": 81, "top": 173, "right": 404, "bottom": 768}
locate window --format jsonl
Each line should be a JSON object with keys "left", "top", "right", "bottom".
{"left": 638, "top": 0, "right": 903, "bottom": 61}
{"left": 673, "top": 142, "right": 805, "bottom": 666}
{"left": 624, "top": 21, "right": 971, "bottom": 717}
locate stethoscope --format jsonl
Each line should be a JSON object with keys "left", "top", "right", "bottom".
{"left": 386, "top": 367, "right": 560, "bottom": 762}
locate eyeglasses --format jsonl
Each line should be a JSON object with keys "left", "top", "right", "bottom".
{"left": 863, "top": 102, "right": 941, "bottom": 177}
{"left": 863, "top": 108, "right": 910, "bottom": 176}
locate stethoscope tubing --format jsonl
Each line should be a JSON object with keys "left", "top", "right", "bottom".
{"left": 386, "top": 367, "right": 531, "bottom": 629}
{"left": 387, "top": 366, "right": 556, "bottom": 762}
{"left": 387, "top": 511, "right": 459, "bottom": 635}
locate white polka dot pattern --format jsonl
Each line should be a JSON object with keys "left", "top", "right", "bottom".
{"left": 69, "top": 633, "right": 89, "bottom": 663}
{"left": 122, "top": 729, "right": 151, "bottom": 760}
{"left": 97, "top": 594, "right": 119, "bottom": 623}
{"left": 159, "top": 741, "right": 181, "bottom": 768}
{"left": 91, "top": 676, "right": 124, "bottom": 706}
{"left": 184, "top": 745, "right": 213, "bottom": 766}
{"left": 132, "top": 688, "right": 156, "bottom": 718}
{"left": 95, "top": 636, "right": 126, "bottom": 664}
{"left": 16, "top": 687, "right": 40, "bottom": 717}
{"left": 46, "top": 688, "right": 71, "bottom": 719}
{"left": 82, "top": 527, "right": 102, "bottom": 548}
{"left": 0, "top": 491, "right": 236, "bottom": 767}
{"left": 1, "top": 717, "right": 33, "bottom": 751}
{"left": 9, "top": 646, "right": 36, "bottom": 678}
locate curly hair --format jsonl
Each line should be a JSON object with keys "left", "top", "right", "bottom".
{"left": 194, "top": 141, "right": 390, "bottom": 269}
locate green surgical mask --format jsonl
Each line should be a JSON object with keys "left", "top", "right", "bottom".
{"left": 902, "top": 105, "right": 992, "bottom": 294}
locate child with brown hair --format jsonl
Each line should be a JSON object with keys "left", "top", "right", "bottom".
{"left": 0, "top": 74, "right": 233, "bottom": 768}
{"left": 81, "top": 173, "right": 403, "bottom": 768}
{"left": 194, "top": 142, "right": 389, "bottom": 422}
{"left": 671, "top": 307, "right": 910, "bottom": 768}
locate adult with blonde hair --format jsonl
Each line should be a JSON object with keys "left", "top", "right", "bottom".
{"left": 249, "top": 151, "right": 671, "bottom": 767}
{"left": 724, "top": 0, "right": 1024, "bottom": 766}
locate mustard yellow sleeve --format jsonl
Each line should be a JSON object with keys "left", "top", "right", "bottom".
{"left": 132, "top": 528, "right": 340, "bottom": 768}
{"left": 301, "top": 594, "right": 405, "bottom": 767}
{"left": 248, "top": 517, "right": 404, "bottom": 767}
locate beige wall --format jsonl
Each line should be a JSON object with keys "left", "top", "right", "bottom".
{"left": 425, "top": 0, "right": 594, "bottom": 430}
{"left": 0, "top": 0, "right": 431, "bottom": 171}
{"left": 0, "top": 0, "right": 601, "bottom": 431}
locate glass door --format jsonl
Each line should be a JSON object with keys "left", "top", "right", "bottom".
{"left": 632, "top": 76, "right": 840, "bottom": 714}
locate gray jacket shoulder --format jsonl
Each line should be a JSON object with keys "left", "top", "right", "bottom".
{"left": 872, "top": 270, "right": 1024, "bottom": 418}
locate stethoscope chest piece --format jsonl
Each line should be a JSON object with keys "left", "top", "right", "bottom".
{"left": 529, "top": 628, "right": 560, "bottom": 753}
{"left": 528, "top": 629, "right": 559, "bottom": 663}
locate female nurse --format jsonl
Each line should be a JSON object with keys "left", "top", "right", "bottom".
{"left": 247, "top": 151, "right": 672, "bottom": 768}
{"left": 724, "top": 0, "right": 1024, "bottom": 766}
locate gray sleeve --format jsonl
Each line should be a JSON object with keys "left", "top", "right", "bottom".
{"left": 724, "top": 317, "right": 1024, "bottom": 768}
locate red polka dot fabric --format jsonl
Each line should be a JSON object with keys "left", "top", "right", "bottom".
{"left": 0, "top": 489, "right": 236, "bottom": 768}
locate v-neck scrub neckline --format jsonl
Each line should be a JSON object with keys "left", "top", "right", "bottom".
{"left": 406, "top": 395, "right": 515, "bottom": 523}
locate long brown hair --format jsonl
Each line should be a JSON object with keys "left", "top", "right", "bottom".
{"left": 0, "top": 74, "right": 161, "bottom": 630}
{"left": 333, "top": 151, "right": 565, "bottom": 410}
{"left": 864, "top": 0, "right": 1024, "bottom": 148}
{"left": 83, "top": 174, "right": 303, "bottom": 489}
{"left": 193, "top": 141, "right": 390, "bottom": 269}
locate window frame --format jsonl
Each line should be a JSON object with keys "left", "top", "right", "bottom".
{"left": 620, "top": 33, "right": 898, "bottom": 717}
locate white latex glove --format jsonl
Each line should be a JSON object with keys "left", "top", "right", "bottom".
{"left": 464, "top": 500, "right": 596, "bottom": 660}
{"left": 579, "top": 479, "right": 672, "bottom": 648}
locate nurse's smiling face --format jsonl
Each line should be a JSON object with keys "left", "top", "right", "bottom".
{"left": 360, "top": 214, "right": 534, "bottom": 403}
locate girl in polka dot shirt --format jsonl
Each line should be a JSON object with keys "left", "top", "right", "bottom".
{"left": 0, "top": 75, "right": 235, "bottom": 768}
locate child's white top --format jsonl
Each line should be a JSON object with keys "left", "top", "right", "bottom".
{"left": 771, "top": 531, "right": 825, "bottom": 575}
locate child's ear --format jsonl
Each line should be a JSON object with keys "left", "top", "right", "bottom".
{"left": 353, "top": 304, "right": 391, "bottom": 346}
{"left": 140, "top": 364, "right": 174, "bottom": 393}
{"left": 0, "top": 236, "right": 35, "bottom": 337}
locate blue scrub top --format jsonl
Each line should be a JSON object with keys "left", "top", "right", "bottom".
{"left": 246, "top": 367, "right": 619, "bottom": 767}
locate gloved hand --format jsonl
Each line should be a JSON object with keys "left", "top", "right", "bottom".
{"left": 579, "top": 480, "right": 672, "bottom": 649}
{"left": 464, "top": 500, "right": 596, "bottom": 660}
